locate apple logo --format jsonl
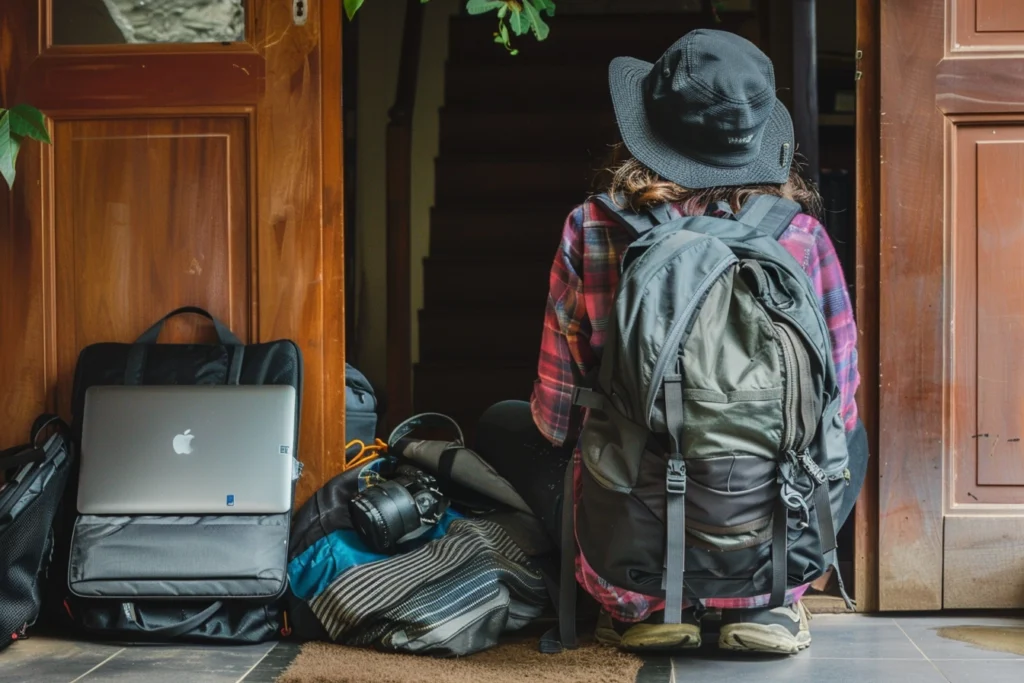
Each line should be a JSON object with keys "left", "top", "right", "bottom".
{"left": 172, "top": 429, "right": 195, "bottom": 455}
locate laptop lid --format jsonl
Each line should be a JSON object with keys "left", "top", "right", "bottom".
{"left": 78, "top": 385, "right": 297, "bottom": 515}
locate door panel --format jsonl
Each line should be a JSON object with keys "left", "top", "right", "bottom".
{"left": 943, "top": 516, "right": 1024, "bottom": 608}
{"left": 52, "top": 117, "right": 251, "bottom": 412}
{"left": 880, "top": 0, "right": 1024, "bottom": 609}
{"left": 0, "top": 1, "right": 345, "bottom": 507}
{"left": 954, "top": 0, "right": 1024, "bottom": 48}
{"left": 973, "top": 136, "right": 1024, "bottom": 484}
{"left": 974, "top": 0, "right": 1024, "bottom": 35}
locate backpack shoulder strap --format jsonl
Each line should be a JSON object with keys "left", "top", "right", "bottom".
{"left": 592, "top": 194, "right": 663, "bottom": 238}
{"left": 734, "top": 195, "right": 802, "bottom": 240}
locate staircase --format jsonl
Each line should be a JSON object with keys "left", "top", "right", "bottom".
{"left": 414, "top": 10, "right": 764, "bottom": 439}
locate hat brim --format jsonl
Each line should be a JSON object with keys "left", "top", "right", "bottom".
{"left": 608, "top": 56, "right": 794, "bottom": 190}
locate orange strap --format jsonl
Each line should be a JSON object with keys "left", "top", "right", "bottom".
{"left": 342, "top": 438, "right": 388, "bottom": 472}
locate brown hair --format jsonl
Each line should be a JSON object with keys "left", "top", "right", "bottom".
{"left": 597, "top": 143, "right": 823, "bottom": 219}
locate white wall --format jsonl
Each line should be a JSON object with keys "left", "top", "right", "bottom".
{"left": 351, "top": 0, "right": 460, "bottom": 392}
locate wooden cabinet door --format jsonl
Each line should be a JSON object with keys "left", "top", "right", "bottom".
{"left": 0, "top": 0, "right": 345, "bottom": 507}
{"left": 880, "top": 0, "right": 1024, "bottom": 609}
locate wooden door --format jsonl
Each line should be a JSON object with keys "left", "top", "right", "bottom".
{"left": 0, "top": 0, "right": 345, "bottom": 507}
{"left": 879, "top": 0, "right": 1024, "bottom": 609}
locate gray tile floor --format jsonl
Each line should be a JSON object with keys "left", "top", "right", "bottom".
{"left": 0, "top": 615, "right": 1021, "bottom": 683}
{"left": 658, "top": 614, "right": 1024, "bottom": 683}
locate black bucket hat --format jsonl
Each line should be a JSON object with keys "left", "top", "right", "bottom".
{"left": 609, "top": 29, "right": 794, "bottom": 189}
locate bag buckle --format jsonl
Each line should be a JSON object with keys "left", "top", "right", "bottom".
{"left": 796, "top": 451, "right": 827, "bottom": 486}
{"left": 666, "top": 458, "right": 687, "bottom": 494}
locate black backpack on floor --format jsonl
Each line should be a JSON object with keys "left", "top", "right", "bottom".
{"left": 0, "top": 415, "right": 74, "bottom": 650}
{"left": 43, "top": 306, "right": 302, "bottom": 644}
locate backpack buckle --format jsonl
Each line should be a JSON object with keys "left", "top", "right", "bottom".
{"left": 666, "top": 458, "right": 687, "bottom": 494}
{"left": 796, "top": 451, "right": 827, "bottom": 486}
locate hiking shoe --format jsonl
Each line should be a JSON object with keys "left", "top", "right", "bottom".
{"left": 594, "top": 609, "right": 701, "bottom": 652}
{"left": 718, "top": 601, "right": 812, "bottom": 654}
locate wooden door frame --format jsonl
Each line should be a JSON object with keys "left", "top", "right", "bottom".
{"left": 873, "top": 0, "right": 965, "bottom": 610}
{"left": 0, "top": 0, "right": 346, "bottom": 507}
{"left": 853, "top": 0, "right": 881, "bottom": 613}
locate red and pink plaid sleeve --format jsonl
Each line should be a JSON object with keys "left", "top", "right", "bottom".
{"left": 779, "top": 214, "right": 861, "bottom": 432}
{"left": 531, "top": 206, "right": 587, "bottom": 446}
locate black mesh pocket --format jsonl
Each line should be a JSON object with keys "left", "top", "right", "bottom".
{"left": 0, "top": 460, "right": 70, "bottom": 650}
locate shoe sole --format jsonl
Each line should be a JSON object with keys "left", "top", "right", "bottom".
{"left": 718, "top": 624, "right": 811, "bottom": 655}
{"left": 596, "top": 624, "right": 702, "bottom": 653}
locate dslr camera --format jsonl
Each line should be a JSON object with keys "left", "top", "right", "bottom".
{"left": 349, "top": 464, "right": 448, "bottom": 554}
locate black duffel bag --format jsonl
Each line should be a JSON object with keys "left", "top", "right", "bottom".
{"left": 0, "top": 415, "right": 74, "bottom": 650}
{"left": 43, "top": 306, "right": 302, "bottom": 644}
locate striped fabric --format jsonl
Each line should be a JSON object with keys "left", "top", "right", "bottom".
{"left": 531, "top": 197, "right": 861, "bottom": 623}
{"left": 309, "top": 518, "right": 548, "bottom": 655}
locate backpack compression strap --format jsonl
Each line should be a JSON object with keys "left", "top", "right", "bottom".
{"left": 733, "top": 195, "right": 802, "bottom": 240}
{"left": 592, "top": 194, "right": 665, "bottom": 237}
{"left": 662, "top": 369, "right": 687, "bottom": 624}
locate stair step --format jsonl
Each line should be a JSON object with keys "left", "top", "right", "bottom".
{"left": 413, "top": 362, "right": 537, "bottom": 440}
{"left": 435, "top": 158, "right": 598, "bottom": 204}
{"left": 439, "top": 108, "right": 619, "bottom": 157}
{"left": 419, "top": 308, "right": 545, "bottom": 363}
{"left": 446, "top": 13, "right": 761, "bottom": 66}
{"left": 423, "top": 257, "right": 551, "bottom": 308}
{"left": 445, "top": 64, "right": 612, "bottom": 108}
{"left": 429, "top": 205, "right": 571, "bottom": 259}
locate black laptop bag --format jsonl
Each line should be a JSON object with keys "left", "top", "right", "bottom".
{"left": 45, "top": 307, "right": 302, "bottom": 643}
{"left": 0, "top": 416, "right": 74, "bottom": 650}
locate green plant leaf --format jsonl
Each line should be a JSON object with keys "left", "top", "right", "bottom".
{"left": 497, "top": 4, "right": 508, "bottom": 18}
{"left": 522, "top": 0, "right": 550, "bottom": 40}
{"left": 0, "top": 111, "right": 17, "bottom": 190}
{"left": 510, "top": 8, "right": 530, "bottom": 34}
{"left": 8, "top": 104, "right": 50, "bottom": 144}
{"left": 466, "top": 0, "right": 505, "bottom": 15}
{"left": 344, "top": 0, "right": 365, "bottom": 21}
{"left": 500, "top": 22, "right": 509, "bottom": 43}
{"left": 532, "top": 0, "right": 556, "bottom": 15}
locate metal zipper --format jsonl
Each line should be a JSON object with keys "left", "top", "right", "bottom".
{"left": 775, "top": 321, "right": 817, "bottom": 454}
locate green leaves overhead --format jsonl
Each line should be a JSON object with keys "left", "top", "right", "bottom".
{"left": 346, "top": 1, "right": 555, "bottom": 56}
{"left": 0, "top": 112, "right": 16, "bottom": 191}
{"left": 491, "top": 1, "right": 555, "bottom": 54}
{"left": 8, "top": 104, "right": 50, "bottom": 144}
{"left": 466, "top": 0, "right": 506, "bottom": 13}
{"left": 0, "top": 104, "right": 51, "bottom": 191}
{"left": 343, "top": 0, "right": 365, "bottom": 21}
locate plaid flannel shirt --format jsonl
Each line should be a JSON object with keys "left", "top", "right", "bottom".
{"left": 530, "top": 197, "right": 860, "bottom": 623}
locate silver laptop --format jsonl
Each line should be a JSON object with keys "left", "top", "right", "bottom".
{"left": 78, "top": 385, "right": 297, "bottom": 515}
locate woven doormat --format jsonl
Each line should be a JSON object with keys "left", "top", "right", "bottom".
{"left": 276, "top": 640, "right": 643, "bottom": 683}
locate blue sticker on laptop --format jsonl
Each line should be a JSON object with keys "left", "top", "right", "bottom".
{"left": 226, "top": 494, "right": 235, "bottom": 507}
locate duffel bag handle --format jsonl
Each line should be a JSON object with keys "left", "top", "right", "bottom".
{"left": 387, "top": 413, "right": 465, "bottom": 449}
{"left": 124, "top": 308, "right": 244, "bottom": 386}
{"left": 124, "top": 600, "right": 223, "bottom": 639}
{"left": 31, "top": 413, "right": 70, "bottom": 449}
{"left": 0, "top": 414, "right": 70, "bottom": 472}
{"left": 135, "top": 306, "right": 242, "bottom": 346}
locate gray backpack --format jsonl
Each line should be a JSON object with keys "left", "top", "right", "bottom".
{"left": 551, "top": 194, "right": 850, "bottom": 648}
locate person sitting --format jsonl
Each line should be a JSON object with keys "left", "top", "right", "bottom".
{"left": 475, "top": 29, "right": 868, "bottom": 655}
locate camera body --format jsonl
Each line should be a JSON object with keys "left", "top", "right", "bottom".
{"left": 349, "top": 464, "right": 448, "bottom": 554}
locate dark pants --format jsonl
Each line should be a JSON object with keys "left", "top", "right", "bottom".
{"left": 475, "top": 400, "right": 870, "bottom": 551}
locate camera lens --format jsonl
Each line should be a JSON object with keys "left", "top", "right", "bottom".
{"left": 348, "top": 467, "right": 448, "bottom": 555}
